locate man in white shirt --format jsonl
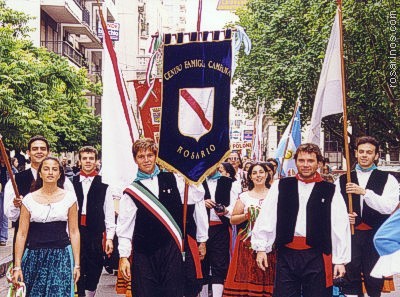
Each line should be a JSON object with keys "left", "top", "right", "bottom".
{"left": 337, "top": 136, "right": 399, "bottom": 297}
{"left": 200, "top": 168, "right": 240, "bottom": 297}
{"left": 252, "top": 143, "right": 351, "bottom": 297}
{"left": 72, "top": 146, "right": 115, "bottom": 297}
{"left": 117, "top": 138, "right": 208, "bottom": 297}
{"left": 4, "top": 135, "right": 75, "bottom": 253}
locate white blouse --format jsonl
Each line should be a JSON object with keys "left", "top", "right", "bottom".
{"left": 23, "top": 191, "right": 77, "bottom": 223}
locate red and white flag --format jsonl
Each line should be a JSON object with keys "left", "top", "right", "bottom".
{"left": 100, "top": 8, "right": 139, "bottom": 190}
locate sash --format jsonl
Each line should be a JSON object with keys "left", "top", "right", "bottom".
{"left": 124, "top": 182, "right": 183, "bottom": 252}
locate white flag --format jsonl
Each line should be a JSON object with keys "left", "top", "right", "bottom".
{"left": 100, "top": 9, "right": 139, "bottom": 192}
{"left": 307, "top": 10, "right": 344, "bottom": 145}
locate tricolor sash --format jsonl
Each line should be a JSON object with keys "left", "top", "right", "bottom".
{"left": 124, "top": 182, "right": 183, "bottom": 252}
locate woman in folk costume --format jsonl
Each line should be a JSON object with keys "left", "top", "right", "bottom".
{"left": 223, "top": 163, "right": 276, "bottom": 297}
{"left": 371, "top": 208, "right": 400, "bottom": 278}
{"left": 12, "top": 157, "right": 80, "bottom": 296}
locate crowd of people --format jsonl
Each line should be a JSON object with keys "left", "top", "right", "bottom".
{"left": 0, "top": 134, "right": 399, "bottom": 297}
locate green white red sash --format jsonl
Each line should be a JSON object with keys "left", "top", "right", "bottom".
{"left": 125, "top": 182, "right": 183, "bottom": 252}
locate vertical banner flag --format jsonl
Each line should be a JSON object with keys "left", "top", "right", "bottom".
{"left": 134, "top": 79, "right": 162, "bottom": 142}
{"left": 100, "top": 7, "right": 139, "bottom": 189}
{"left": 158, "top": 30, "right": 232, "bottom": 185}
{"left": 252, "top": 104, "right": 264, "bottom": 161}
{"left": 274, "top": 106, "right": 301, "bottom": 177}
{"left": 307, "top": 10, "right": 344, "bottom": 145}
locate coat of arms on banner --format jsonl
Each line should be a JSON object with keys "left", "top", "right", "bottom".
{"left": 178, "top": 87, "right": 214, "bottom": 141}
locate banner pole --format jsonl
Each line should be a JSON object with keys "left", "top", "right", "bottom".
{"left": 337, "top": 0, "right": 354, "bottom": 234}
{"left": 182, "top": 183, "right": 189, "bottom": 261}
{"left": 0, "top": 134, "right": 20, "bottom": 199}
{"left": 197, "top": 0, "right": 203, "bottom": 33}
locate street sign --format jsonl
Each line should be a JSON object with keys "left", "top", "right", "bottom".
{"left": 98, "top": 22, "right": 120, "bottom": 41}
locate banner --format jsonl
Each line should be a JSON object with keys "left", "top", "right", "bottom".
{"left": 134, "top": 79, "right": 162, "bottom": 142}
{"left": 158, "top": 31, "right": 232, "bottom": 185}
{"left": 231, "top": 142, "right": 252, "bottom": 150}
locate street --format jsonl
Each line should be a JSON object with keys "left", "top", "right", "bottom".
{"left": 0, "top": 228, "right": 399, "bottom": 296}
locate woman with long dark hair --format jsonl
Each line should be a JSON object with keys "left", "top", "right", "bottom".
{"left": 12, "top": 157, "right": 80, "bottom": 296}
{"left": 223, "top": 163, "right": 276, "bottom": 296}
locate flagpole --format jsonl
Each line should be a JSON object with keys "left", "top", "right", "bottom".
{"left": 279, "top": 94, "right": 301, "bottom": 179}
{"left": 0, "top": 135, "right": 20, "bottom": 199}
{"left": 251, "top": 97, "right": 260, "bottom": 160}
{"left": 197, "top": 0, "right": 203, "bottom": 32}
{"left": 337, "top": 0, "right": 354, "bottom": 234}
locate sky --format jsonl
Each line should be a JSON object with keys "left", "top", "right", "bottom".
{"left": 185, "top": 0, "right": 239, "bottom": 32}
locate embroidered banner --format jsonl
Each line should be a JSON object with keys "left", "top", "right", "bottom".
{"left": 158, "top": 31, "right": 232, "bottom": 185}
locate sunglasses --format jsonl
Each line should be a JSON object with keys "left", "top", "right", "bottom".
{"left": 228, "top": 157, "right": 239, "bottom": 161}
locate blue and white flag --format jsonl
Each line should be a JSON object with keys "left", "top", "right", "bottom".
{"left": 274, "top": 106, "right": 301, "bottom": 177}
{"left": 371, "top": 209, "right": 400, "bottom": 278}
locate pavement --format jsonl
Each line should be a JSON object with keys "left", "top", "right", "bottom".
{"left": 0, "top": 227, "right": 398, "bottom": 296}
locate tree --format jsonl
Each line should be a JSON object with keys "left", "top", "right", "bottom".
{"left": 0, "top": 0, "right": 102, "bottom": 152}
{"left": 234, "top": 0, "right": 399, "bottom": 155}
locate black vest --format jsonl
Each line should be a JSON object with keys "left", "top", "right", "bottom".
{"left": 202, "top": 176, "right": 233, "bottom": 225}
{"left": 275, "top": 177, "right": 334, "bottom": 254}
{"left": 15, "top": 169, "right": 35, "bottom": 197}
{"left": 126, "top": 172, "right": 196, "bottom": 254}
{"left": 12, "top": 169, "right": 35, "bottom": 228}
{"left": 339, "top": 170, "right": 390, "bottom": 229}
{"left": 73, "top": 175, "right": 108, "bottom": 234}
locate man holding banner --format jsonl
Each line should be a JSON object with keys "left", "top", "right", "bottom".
{"left": 117, "top": 138, "right": 208, "bottom": 297}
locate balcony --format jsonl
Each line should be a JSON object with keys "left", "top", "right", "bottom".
{"left": 41, "top": 0, "right": 83, "bottom": 24}
{"left": 41, "top": 41, "right": 88, "bottom": 68}
{"left": 137, "top": 55, "right": 150, "bottom": 71}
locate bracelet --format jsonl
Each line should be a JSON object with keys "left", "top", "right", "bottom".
{"left": 74, "top": 265, "right": 80, "bottom": 269}
{"left": 12, "top": 266, "right": 21, "bottom": 272}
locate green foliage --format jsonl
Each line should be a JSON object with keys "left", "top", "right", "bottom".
{"left": 0, "top": 0, "right": 101, "bottom": 152}
{"left": 234, "top": 0, "right": 399, "bottom": 151}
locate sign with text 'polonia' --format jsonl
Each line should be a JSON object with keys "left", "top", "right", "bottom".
{"left": 158, "top": 30, "right": 232, "bottom": 185}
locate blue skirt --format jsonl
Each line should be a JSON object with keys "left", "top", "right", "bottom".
{"left": 22, "top": 245, "right": 75, "bottom": 297}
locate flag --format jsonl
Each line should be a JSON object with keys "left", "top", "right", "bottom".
{"left": 307, "top": 10, "right": 344, "bottom": 145}
{"left": 134, "top": 79, "right": 162, "bottom": 142}
{"left": 274, "top": 105, "right": 301, "bottom": 177}
{"left": 100, "top": 8, "right": 139, "bottom": 190}
{"left": 251, "top": 103, "right": 264, "bottom": 161}
{"left": 158, "top": 30, "right": 232, "bottom": 185}
{"left": 371, "top": 209, "right": 400, "bottom": 278}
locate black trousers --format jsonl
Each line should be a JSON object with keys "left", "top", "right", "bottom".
{"left": 341, "top": 229, "right": 384, "bottom": 297}
{"left": 132, "top": 240, "right": 184, "bottom": 297}
{"left": 273, "top": 247, "right": 332, "bottom": 297}
{"left": 77, "top": 228, "right": 104, "bottom": 295}
{"left": 201, "top": 223, "right": 230, "bottom": 285}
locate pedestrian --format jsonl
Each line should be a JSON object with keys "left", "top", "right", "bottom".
{"left": 223, "top": 163, "right": 275, "bottom": 297}
{"left": 117, "top": 138, "right": 208, "bottom": 297}
{"left": 72, "top": 146, "right": 115, "bottom": 297}
{"left": 4, "top": 135, "right": 75, "bottom": 257}
{"left": 11, "top": 158, "right": 19, "bottom": 173}
{"left": 226, "top": 151, "right": 244, "bottom": 187}
{"left": 252, "top": 143, "right": 351, "bottom": 297}
{"left": 337, "top": 136, "right": 399, "bottom": 297}
{"left": 0, "top": 150, "right": 13, "bottom": 246}
{"left": 200, "top": 166, "right": 240, "bottom": 297}
{"left": 12, "top": 157, "right": 80, "bottom": 296}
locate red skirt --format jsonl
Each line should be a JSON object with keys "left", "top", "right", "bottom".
{"left": 223, "top": 235, "right": 276, "bottom": 297}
